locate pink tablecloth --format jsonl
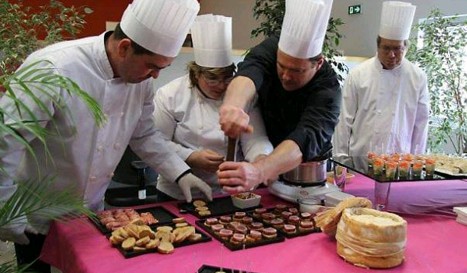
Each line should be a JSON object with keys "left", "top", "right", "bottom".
{"left": 41, "top": 176, "right": 467, "bottom": 273}
{"left": 345, "top": 173, "right": 467, "bottom": 216}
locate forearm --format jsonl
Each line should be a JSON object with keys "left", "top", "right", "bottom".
{"left": 222, "top": 76, "right": 256, "bottom": 110}
{"left": 252, "top": 140, "right": 303, "bottom": 183}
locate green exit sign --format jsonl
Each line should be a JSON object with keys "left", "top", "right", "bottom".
{"left": 348, "top": 4, "right": 362, "bottom": 15}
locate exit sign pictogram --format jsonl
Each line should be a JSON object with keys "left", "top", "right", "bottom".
{"left": 348, "top": 5, "right": 362, "bottom": 15}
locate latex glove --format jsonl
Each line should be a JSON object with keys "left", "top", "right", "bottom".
{"left": 178, "top": 173, "right": 213, "bottom": 203}
{"left": 0, "top": 215, "right": 29, "bottom": 245}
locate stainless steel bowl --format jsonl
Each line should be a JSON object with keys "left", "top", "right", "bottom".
{"left": 282, "top": 159, "right": 327, "bottom": 184}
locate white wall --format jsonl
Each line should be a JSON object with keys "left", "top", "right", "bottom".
{"left": 155, "top": 50, "right": 368, "bottom": 90}
{"left": 154, "top": 48, "right": 246, "bottom": 90}
{"left": 200, "top": 0, "right": 467, "bottom": 57}
{"left": 334, "top": 0, "right": 467, "bottom": 57}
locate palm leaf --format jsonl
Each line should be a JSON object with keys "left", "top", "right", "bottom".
{"left": 0, "top": 177, "right": 95, "bottom": 228}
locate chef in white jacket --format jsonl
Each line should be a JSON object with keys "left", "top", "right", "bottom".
{"left": 333, "top": 1, "right": 429, "bottom": 157}
{"left": 154, "top": 14, "right": 273, "bottom": 201}
{"left": 0, "top": 1, "right": 209, "bottom": 271}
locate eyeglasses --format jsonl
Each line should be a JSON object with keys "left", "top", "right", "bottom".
{"left": 379, "top": 45, "right": 405, "bottom": 54}
{"left": 202, "top": 75, "right": 234, "bottom": 87}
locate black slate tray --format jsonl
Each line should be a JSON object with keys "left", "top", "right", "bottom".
{"left": 248, "top": 206, "right": 321, "bottom": 239}
{"left": 195, "top": 218, "right": 285, "bottom": 251}
{"left": 90, "top": 206, "right": 178, "bottom": 234}
{"left": 331, "top": 155, "right": 451, "bottom": 182}
{"left": 178, "top": 195, "right": 262, "bottom": 219}
{"left": 115, "top": 223, "right": 212, "bottom": 258}
{"left": 198, "top": 264, "right": 258, "bottom": 273}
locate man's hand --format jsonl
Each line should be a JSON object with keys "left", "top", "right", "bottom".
{"left": 219, "top": 105, "right": 253, "bottom": 138}
{"left": 186, "top": 149, "right": 225, "bottom": 173}
{"left": 217, "top": 161, "right": 263, "bottom": 193}
{"left": 178, "top": 173, "right": 213, "bottom": 203}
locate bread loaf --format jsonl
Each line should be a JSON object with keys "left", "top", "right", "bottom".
{"left": 314, "top": 197, "right": 372, "bottom": 236}
{"left": 335, "top": 207, "right": 407, "bottom": 269}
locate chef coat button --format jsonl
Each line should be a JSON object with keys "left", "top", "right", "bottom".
{"left": 114, "top": 143, "right": 121, "bottom": 149}
{"left": 120, "top": 112, "right": 124, "bottom": 117}
{"left": 89, "top": 176, "right": 97, "bottom": 183}
{"left": 97, "top": 145, "right": 103, "bottom": 152}
{"left": 107, "top": 172, "right": 114, "bottom": 178}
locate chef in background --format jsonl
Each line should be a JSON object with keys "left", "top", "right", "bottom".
{"left": 0, "top": 0, "right": 203, "bottom": 272}
{"left": 154, "top": 14, "right": 273, "bottom": 201}
{"left": 217, "top": 0, "right": 341, "bottom": 193}
{"left": 333, "top": 1, "right": 429, "bottom": 157}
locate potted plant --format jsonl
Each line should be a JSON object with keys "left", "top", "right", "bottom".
{"left": 406, "top": 9, "right": 467, "bottom": 155}
{"left": 0, "top": 1, "right": 103, "bottom": 272}
{"left": 250, "top": 0, "right": 349, "bottom": 84}
{"left": 0, "top": 0, "right": 93, "bottom": 75}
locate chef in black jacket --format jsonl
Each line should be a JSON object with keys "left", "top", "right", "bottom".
{"left": 218, "top": 0, "right": 341, "bottom": 193}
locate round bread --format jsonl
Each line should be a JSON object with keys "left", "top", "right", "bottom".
{"left": 234, "top": 224, "right": 248, "bottom": 234}
{"left": 233, "top": 212, "right": 246, "bottom": 221}
{"left": 283, "top": 224, "right": 296, "bottom": 234}
{"left": 262, "top": 227, "right": 277, "bottom": 239}
{"left": 288, "top": 215, "right": 300, "bottom": 225}
{"left": 281, "top": 211, "right": 292, "bottom": 219}
{"left": 314, "top": 197, "right": 373, "bottom": 236}
{"left": 219, "top": 228, "right": 233, "bottom": 240}
{"left": 299, "top": 220, "right": 315, "bottom": 232}
{"left": 274, "top": 204, "right": 288, "bottom": 213}
{"left": 172, "top": 217, "right": 186, "bottom": 224}
{"left": 188, "top": 233, "right": 203, "bottom": 242}
{"left": 249, "top": 230, "right": 262, "bottom": 240}
{"left": 157, "top": 241, "right": 174, "bottom": 254}
{"left": 219, "top": 215, "right": 231, "bottom": 224}
{"left": 195, "top": 206, "right": 209, "bottom": 212}
{"left": 288, "top": 207, "right": 299, "bottom": 215}
{"left": 198, "top": 210, "right": 211, "bottom": 217}
{"left": 211, "top": 224, "right": 224, "bottom": 234}
{"left": 253, "top": 208, "right": 267, "bottom": 218}
{"left": 193, "top": 200, "right": 206, "bottom": 207}
{"left": 242, "top": 216, "right": 253, "bottom": 225}
{"left": 204, "top": 217, "right": 218, "bottom": 226}
{"left": 250, "top": 222, "right": 264, "bottom": 230}
{"left": 270, "top": 218, "right": 284, "bottom": 229}
{"left": 230, "top": 233, "right": 245, "bottom": 245}
{"left": 300, "top": 212, "right": 312, "bottom": 220}
{"left": 336, "top": 207, "right": 407, "bottom": 269}
{"left": 261, "top": 212, "right": 275, "bottom": 223}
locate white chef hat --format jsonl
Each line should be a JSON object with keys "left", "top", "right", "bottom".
{"left": 379, "top": 1, "right": 416, "bottom": 40}
{"left": 278, "top": 0, "right": 333, "bottom": 59}
{"left": 191, "top": 14, "right": 233, "bottom": 68}
{"left": 120, "top": 0, "right": 200, "bottom": 57}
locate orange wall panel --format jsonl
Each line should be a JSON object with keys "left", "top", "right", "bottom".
{"left": 28, "top": 0, "right": 131, "bottom": 37}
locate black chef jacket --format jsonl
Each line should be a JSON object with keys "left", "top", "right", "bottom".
{"left": 236, "top": 35, "right": 342, "bottom": 161}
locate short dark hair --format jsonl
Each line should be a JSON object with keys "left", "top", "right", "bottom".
{"left": 376, "top": 36, "right": 409, "bottom": 47}
{"left": 187, "top": 61, "right": 236, "bottom": 88}
{"left": 113, "top": 24, "right": 154, "bottom": 55}
{"left": 309, "top": 53, "right": 323, "bottom": 64}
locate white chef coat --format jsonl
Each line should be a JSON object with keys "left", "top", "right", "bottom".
{"left": 333, "top": 56, "right": 429, "bottom": 156}
{"left": 154, "top": 75, "right": 273, "bottom": 200}
{"left": 0, "top": 32, "right": 189, "bottom": 233}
